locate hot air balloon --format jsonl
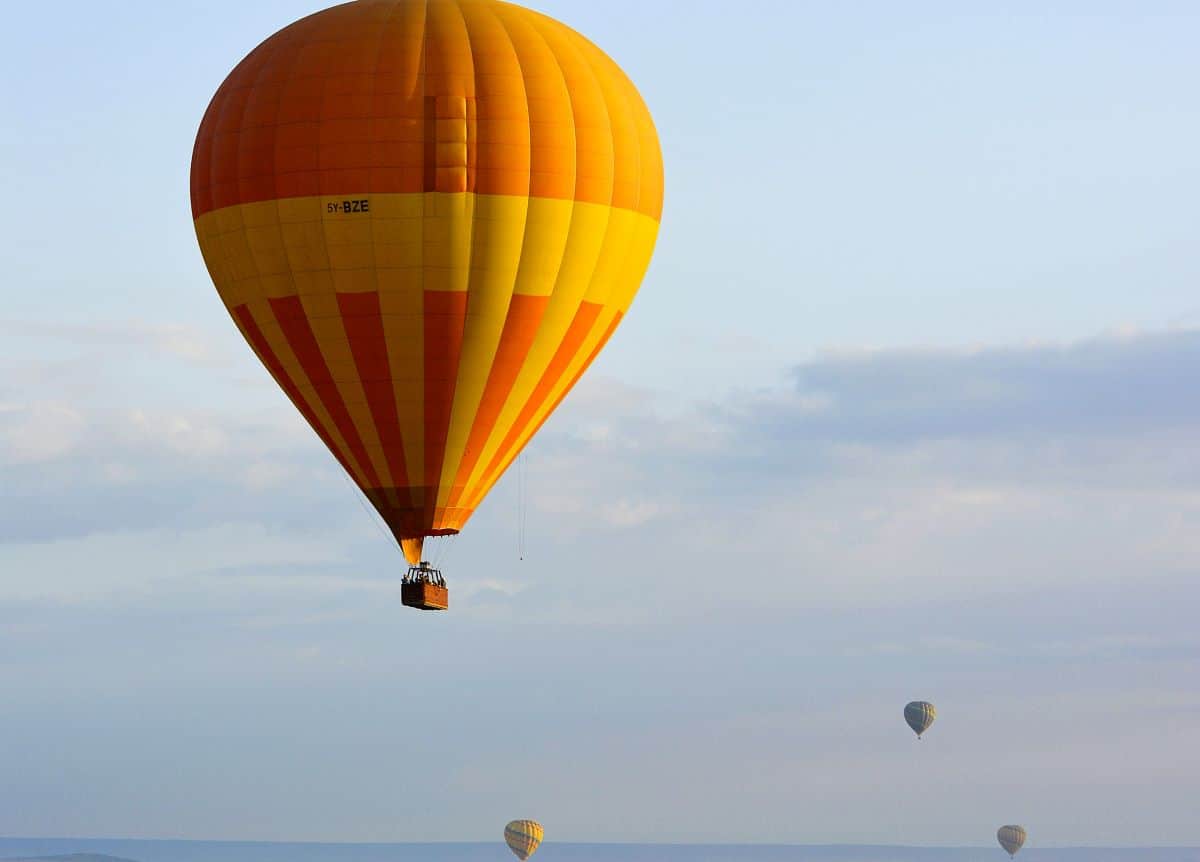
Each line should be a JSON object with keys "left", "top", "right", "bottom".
{"left": 997, "top": 825, "right": 1026, "bottom": 857}
{"left": 504, "top": 820, "right": 544, "bottom": 860}
{"left": 904, "top": 701, "right": 936, "bottom": 738}
{"left": 191, "top": 0, "right": 663, "bottom": 609}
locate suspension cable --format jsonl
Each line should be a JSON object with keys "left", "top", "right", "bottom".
{"left": 338, "top": 470, "right": 401, "bottom": 556}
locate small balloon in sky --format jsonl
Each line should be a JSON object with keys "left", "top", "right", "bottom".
{"left": 997, "top": 824, "right": 1027, "bottom": 857}
{"left": 904, "top": 700, "right": 936, "bottom": 738}
{"left": 504, "top": 820, "right": 544, "bottom": 860}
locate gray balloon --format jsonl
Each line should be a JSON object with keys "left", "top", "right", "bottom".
{"left": 904, "top": 701, "right": 936, "bottom": 738}
{"left": 997, "top": 825, "right": 1027, "bottom": 857}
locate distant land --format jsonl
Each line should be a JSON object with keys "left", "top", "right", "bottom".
{"left": 2, "top": 839, "right": 1198, "bottom": 862}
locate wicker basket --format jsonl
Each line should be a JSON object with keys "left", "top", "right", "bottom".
{"left": 402, "top": 580, "right": 449, "bottom": 611}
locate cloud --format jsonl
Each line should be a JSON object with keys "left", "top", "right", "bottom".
{"left": 771, "top": 327, "right": 1200, "bottom": 443}
{"left": 0, "top": 398, "right": 340, "bottom": 544}
{"left": 3, "top": 325, "right": 1199, "bottom": 616}
{"left": 0, "top": 402, "right": 86, "bottom": 463}
{"left": 0, "top": 319, "right": 227, "bottom": 365}
{"left": 125, "top": 408, "right": 230, "bottom": 457}
{"left": 497, "top": 328, "right": 1200, "bottom": 614}
{"left": 2, "top": 327, "right": 1199, "bottom": 845}
{"left": 599, "top": 498, "right": 675, "bottom": 528}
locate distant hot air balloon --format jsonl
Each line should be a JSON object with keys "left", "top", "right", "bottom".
{"left": 504, "top": 820, "right": 544, "bottom": 860}
{"left": 904, "top": 701, "right": 936, "bottom": 738}
{"left": 191, "top": 0, "right": 663, "bottom": 609}
{"left": 997, "top": 825, "right": 1026, "bottom": 857}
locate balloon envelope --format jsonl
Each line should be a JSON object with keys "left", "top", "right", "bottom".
{"left": 904, "top": 701, "right": 936, "bottom": 737}
{"left": 997, "top": 825, "right": 1027, "bottom": 856}
{"left": 191, "top": 0, "right": 663, "bottom": 563}
{"left": 504, "top": 820, "right": 544, "bottom": 860}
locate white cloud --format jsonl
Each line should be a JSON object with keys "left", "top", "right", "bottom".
{"left": 242, "top": 460, "right": 299, "bottom": 491}
{"left": 125, "top": 408, "right": 230, "bottom": 457}
{"left": 0, "top": 401, "right": 86, "bottom": 464}
{"left": 598, "top": 498, "right": 675, "bottom": 528}
{"left": 0, "top": 522, "right": 350, "bottom": 605}
{"left": 0, "top": 319, "right": 227, "bottom": 365}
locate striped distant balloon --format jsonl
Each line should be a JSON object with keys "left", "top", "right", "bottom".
{"left": 903, "top": 701, "right": 936, "bottom": 738}
{"left": 504, "top": 819, "right": 544, "bottom": 860}
{"left": 997, "top": 825, "right": 1027, "bottom": 857}
{"left": 191, "top": 0, "right": 663, "bottom": 567}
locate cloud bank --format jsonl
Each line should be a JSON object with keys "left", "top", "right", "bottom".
{"left": 1, "top": 325, "right": 1198, "bottom": 844}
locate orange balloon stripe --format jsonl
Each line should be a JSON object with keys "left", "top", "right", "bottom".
{"left": 231, "top": 304, "right": 358, "bottom": 482}
{"left": 446, "top": 292, "right": 550, "bottom": 509}
{"left": 531, "top": 310, "right": 624, "bottom": 447}
{"left": 423, "top": 289, "right": 469, "bottom": 527}
{"left": 466, "top": 309, "right": 623, "bottom": 514}
{"left": 471, "top": 299, "right": 603, "bottom": 500}
{"left": 337, "top": 291, "right": 414, "bottom": 506}
{"left": 269, "top": 296, "right": 385, "bottom": 491}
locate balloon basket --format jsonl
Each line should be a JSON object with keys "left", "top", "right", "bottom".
{"left": 401, "top": 562, "right": 449, "bottom": 611}
{"left": 402, "top": 581, "right": 448, "bottom": 610}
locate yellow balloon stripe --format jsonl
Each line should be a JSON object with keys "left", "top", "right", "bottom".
{"left": 194, "top": 191, "right": 658, "bottom": 539}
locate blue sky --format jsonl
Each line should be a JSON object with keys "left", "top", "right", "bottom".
{"left": 2, "top": 0, "right": 1199, "bottom": 848}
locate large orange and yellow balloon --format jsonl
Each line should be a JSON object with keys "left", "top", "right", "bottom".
{"left": 191, "top": 0, "right": 663, "bottom": 564}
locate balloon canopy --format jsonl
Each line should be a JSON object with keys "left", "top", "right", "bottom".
{"left": 904, "top": 701, "right": 936, "bottom": 738}
{"left": 191, "top": 0, "right": 663, "bottom": 564}
{"left": 997, "top": 825, "right": 1027, "bottom": 857}
{"left": 504, "top": 820, "right": 544, "bottom": 860}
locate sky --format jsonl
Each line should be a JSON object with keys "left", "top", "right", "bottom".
{"left": 2, "top": 0, "right": 1199, "bottom": 849}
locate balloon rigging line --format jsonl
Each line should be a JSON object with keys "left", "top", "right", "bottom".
{"left": 338, "top": 469, "right": 400, "bottom": 556}
{"left": 522, "top": 450, "right": 530, "bottom": 559}
{"left": 519, "top": 452, "right": 525, "bottom": 560}
{"left": 516, "top": 450, "right": 528, "bottom": 561}
{"left": 440, "top": 532, "right": 459, "bottom": 569}
{"left": 515, "top": 451, "right": 522, "bottom": 561}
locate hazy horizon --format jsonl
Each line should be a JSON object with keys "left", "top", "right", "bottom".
{"left": 3, "top": 839, "right": 1199, "bottom": 861}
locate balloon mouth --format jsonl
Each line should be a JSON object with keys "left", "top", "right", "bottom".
{"left": 399, "top": 531, "right": 460, "bottom": 565}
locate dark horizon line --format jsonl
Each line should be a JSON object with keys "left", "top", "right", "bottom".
{"left": 4, "top": 837, "right": 1198, "bottom": 851}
